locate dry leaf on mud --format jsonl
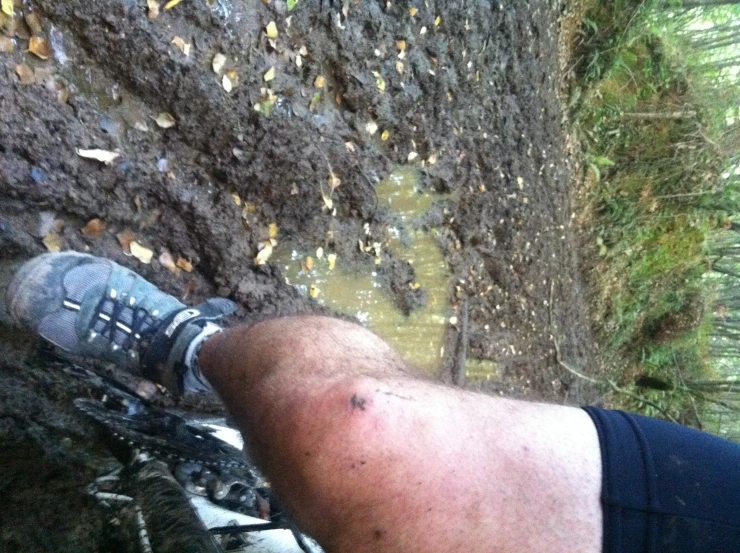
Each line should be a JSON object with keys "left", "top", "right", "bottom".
{"left": 28, "top": 36, "right": 51, "bottom": 59}
{"left": 164, "top": 0, "right": 183, "bottom": 9}
{"left": 396, "top": 61, "right": 404, "bottom": 74}
{"left": 409, "top": 7, "right": 417, "bottom": 16}
{"left": 371, "top": 71, "right": 385, "bottom": 92}
{"left": 147, "top": 0, "right": 160, "bottom": 19}
{"left": 321, "top": 193, "right": 333, "bottom": 210}
{"left": 1, "top": 0, "right": 13, "bottom": 17}
{"left": 176, "top": 257, "right": 193, "bottom": 272}
{"left": 309, "top": 284, "right": 320, "bottom": 298}
{"left": 159, "top": 250, "right": 179, "bottom": 273}
{"left": 222, "top": 73, "right": 233, "bottom": 92}
{"left": 365, "top": 121, "right": 378, "bottom": 135}
{"left": 396, "top": 40, "right": 406, "bottom": 53}
{"left": 0, "top": 36, "right": 13, "bottom": 52}
{"left": 255, "top": 243, "right": 273, "bottom": 265}
{"left": 305, "top": 256, "right": 314, "bottom": 271}
{"left": 427, "top": 153, "right": 438, "bottom": 165}
{"left": 76, "top": 149, "right": 121, "bottom": 164}
{"left": 231, "top": 194, "right": 242, "bottom": 206}
{"left": 212, "top": 53, "right": 226, "bottom": 74}
{"left": 434, "top": 15, "right": 441, "bottom": 26}
{"left": 152, "top": 112, "right": 176, "bottom": 128}
{"left": 327, "top": 253, "right": 337, "bottom": 270}
{"left": 381, "top": 130, "right": 390, "bottom": 141}
{"left": 328, "top": 171, "right": 341, "bottom": 191}
{"left": 43, "top": 232, "right": 63, "bottom": 252}
{"left": 171, "top": 36, "right": 191, "bottom": 56}
{"left": 81, "top": 218, "right": 106, "bottom": 238}
{"left": 407, "top": 151, "right": 418, "bottom": 162}
{"left": 263, "top": 67, "right": 275, "bottom": 82}
{"left": 316, "top": 247, "right": 324, "bottom": 259}
{"left": 344, "top": 141, "right": 356, "bottom": 153}
{"left": 265, "top": 21, "right": 278, "bottom": 38}
{"left": 268, "top": 223, "right": 279, "bottom": 239}
{"left": 130, "top": 241, "right": 154, "bottom": 264}
{"left": 116, "top": 229, "right": 136, "bottom": 253}
{"left": 15, "top": 63, "right": 34, "bottom": 85}
{"left": 314, "top": 75, "right": 325, "bottom": 88}
{"left": 25, "top": 12, "right": 42, "bottom": 35}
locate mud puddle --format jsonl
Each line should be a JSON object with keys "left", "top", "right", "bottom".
{"left": 274, "top": 169, "right": 498, "bottom": 378}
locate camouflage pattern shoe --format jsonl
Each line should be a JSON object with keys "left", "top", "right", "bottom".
{"left": 5, "top": 252, "right": 236, "bottom": 393}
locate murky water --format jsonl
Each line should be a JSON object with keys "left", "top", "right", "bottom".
{"left": 274, "top": 168, "right": 498, "bottom": 379}
{"left": 274, "top": 169, "right": 450, "bottom": 373}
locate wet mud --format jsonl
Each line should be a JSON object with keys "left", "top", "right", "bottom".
{"left": 0, "top": 0, "right": 596, "bottom": 549}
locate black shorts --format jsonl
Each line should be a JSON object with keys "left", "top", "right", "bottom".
{"left": 584, "top": 407, "right": 740, "bottom": 553}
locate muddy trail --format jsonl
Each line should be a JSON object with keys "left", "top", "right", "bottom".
{"left": 0, "top": 0, "right": 596, "bottom": 550}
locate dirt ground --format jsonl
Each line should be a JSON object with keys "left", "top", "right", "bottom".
{"left": 0, "top": 0, "right": 597, "bottom": 550}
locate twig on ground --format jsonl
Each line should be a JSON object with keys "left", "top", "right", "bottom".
{"left": 453, "top": 298, "right": 469, "bottom": 388}
{"left": 548, "top": 281, "right": 679, "bottom": 423}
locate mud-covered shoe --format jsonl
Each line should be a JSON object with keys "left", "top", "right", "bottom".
{"left": 5, "top": 252, "right": 236, "bottom": 394}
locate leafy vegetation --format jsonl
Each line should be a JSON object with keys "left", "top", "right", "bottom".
{"left": 572, "top": 0, "right": 740, "bottom": 428}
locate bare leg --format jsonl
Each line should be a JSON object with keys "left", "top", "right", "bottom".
{"left": 200, "top": 316, "right": 602, "bottom": 553}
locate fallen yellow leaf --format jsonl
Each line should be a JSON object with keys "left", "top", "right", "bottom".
{"left": 305, "top": 256, "right": 314, "bottom": 271}
{"left": 255, "top": 243, "right": 273, "bottom": 265}
{"left": 434, "top": 15, "right": 441, "bottom": 26}
{"left": 268, "top": 223, "right": 279, "bottom": 239}
{"left": 396, "top": 40, "right": 406, "bottom": 52}
{"left": 171, "top": 36, "right": 191, "bottom": 56}
{"left": 396, "top": 61, "right": 404, "bottom": 74}
{"left": 321, "top": 193, "right": 333, "bottom": 210}
{"left": 327, "top": 253, "right": 337, "bottom": 270}
{"left": 328, "top": 171, "right": 341, "bottom": 191}
{"left": 159, "top": 250, "right": 179, "bottom": 274}
{"left": 176, "top": 257, "right": 194, "bottom": 272}
{"left": 309, "top": 284, "right": 320, "bottom": 298}
{"left": 116, "top": 229, "right": 136, "bottom": 253}
{"left": 15, "top": 64, "right": 34, "bottom": 85}
{"left": 222, "top": 73, "right": 233, "bottom": 92}
{"left": 381, "top": 130, "right": 390, "bottom": 141}
{"left": 0, "top": 36, "right": 13, "bottom": 53}
{"left": 212, "top": 53, "right": 226, "bottom": 74}
{"left": 164, "top": 0, "right": 183, "bottom": 9}
{"left": 264, "top": 66, "right": 276, "bottom": 82}
{"left": 130, "top": 241, "right": 154, "bottom": 264}
{"left": 43, "top": 232, "right": 63, "bottom": 252}
{"left": 314, "top": 75, "right": 325, "bottom": 88}
{"left": 28, "top": 37, "right": 52, "bottom": 60}
{"left": 25, "top": 12, "right": 42, "bottom": 35}
{"left": 371, "top": 71, "right": 385, "bottom": 92}
{"left": 76, "top": 149, "right": 121, "bottom": 164}
{"left": 409, "top": 7, "right": 417, "bottom": 16}
{"left": 81, "top": 218, "right": 106, "bottom": 239}
{"left": 1, "top": 0, "right": 13, "bottom": 17}
{"left": 147, "top": 0, "right": 160, "bottom": 18}
{"left": 226, "top": 70, "right": 239, "bottom": 87}
{"left": 152, "top": 112, "right": 176, "bottom": 129}
{"left": 231, "top": 194, "right": 242, "bottom": 206}
{"left": 266, "top": 21, "right": 278, "bottom": 38}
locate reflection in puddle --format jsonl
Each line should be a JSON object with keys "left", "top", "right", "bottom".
{"left": 275, "top": 168, "right": 497, "bottom": 379}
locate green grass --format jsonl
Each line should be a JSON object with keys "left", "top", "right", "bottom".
{"left": 571, "top": 0, "right": 739, "bottom": 422}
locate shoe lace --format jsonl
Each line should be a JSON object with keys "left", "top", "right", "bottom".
{"left": 95, "top": 295, "right": 158, "bottom": 352}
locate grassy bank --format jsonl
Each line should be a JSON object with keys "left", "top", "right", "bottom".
{"left": 571, "top": 0, "right": 740, "bottom": 423}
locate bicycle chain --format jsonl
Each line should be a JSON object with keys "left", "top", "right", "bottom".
{"left": 75, "top": 397, "right": 252, "bottom": 472}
